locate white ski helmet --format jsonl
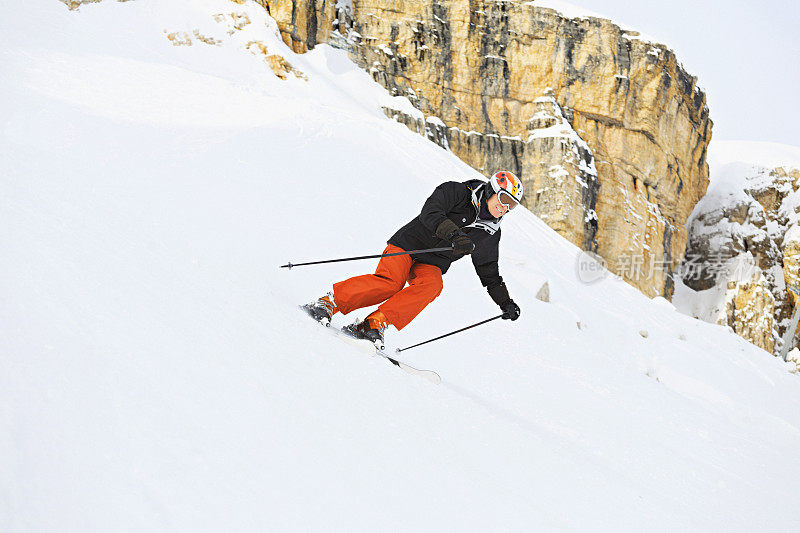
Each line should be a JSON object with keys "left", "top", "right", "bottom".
{"left": 487, "top": 170, "right": 523, "bottom": 208}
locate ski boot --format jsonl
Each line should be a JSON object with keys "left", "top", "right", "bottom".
{"left": 302, "top": 291, "right": 338, "bottom": 326}
{"left": 343, "top": 311, "right": 388, "bottom": 350}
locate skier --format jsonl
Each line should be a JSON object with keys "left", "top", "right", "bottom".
{"left": 304, "top": 171, "right": 523, "bottom": 346}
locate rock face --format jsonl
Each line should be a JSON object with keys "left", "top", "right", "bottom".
{"left": 252, "top": 0, "right": 713, "bottom": 299}
{"left": 256, "top": 0, "right": 336, "bottom": 53}
{"left": 783, "top": 224, "right": 800, "bottom": 306}
{"left": 721, "top": 258, "right": 776, "bottom": 354}
{"left": 680, "top": 165, "right": 800, "bottom": 355}
{"left": 522, "top": 92, "right": 599, "bottom": 252}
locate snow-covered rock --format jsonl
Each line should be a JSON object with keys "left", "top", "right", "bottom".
{"left": 676, "top": 141, "right": 800, "bottom": 356}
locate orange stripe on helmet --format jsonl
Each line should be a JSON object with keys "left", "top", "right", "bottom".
{"left": 491, "top": 171, "right": 522, "bottom": 203}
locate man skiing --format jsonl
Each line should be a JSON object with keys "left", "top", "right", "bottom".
{"left": 303, "top": 171, "right": 523, "bottom": 347}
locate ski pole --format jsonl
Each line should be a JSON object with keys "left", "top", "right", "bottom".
{"left": 396, "top": 314, "right": 504, "bottom": 353}
{"left": 280, "top": 246, "right": 454, "bottom": 269}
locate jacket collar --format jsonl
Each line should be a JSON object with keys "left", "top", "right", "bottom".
{"left": 467, "top": 185, "right": 502, "bottom": 235}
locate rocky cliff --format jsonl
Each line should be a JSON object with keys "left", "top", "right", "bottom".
{"left": 255, "top": 0, "right": 713, "bottom": 299}
{"left": 256, "top": 0, "right": 336, "bottom": 53}
{"left": 679, "top": 160, "right": 800, "bottom": 358}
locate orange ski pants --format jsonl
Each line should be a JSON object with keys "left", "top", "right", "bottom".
{"left": 332, "top": 245, "right": 443, "bottom": 330}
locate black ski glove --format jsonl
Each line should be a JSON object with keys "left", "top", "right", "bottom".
{"left": 435, "top": 219, "right": 474, "bottom": 257}
{"left": 500, "top": 299, "right": 521, "bottom": 321}
{"left": 449, "top": 230, "right": 474, "bottom": 257}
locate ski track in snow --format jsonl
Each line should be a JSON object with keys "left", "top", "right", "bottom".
{"left": 2, "top": 1, "right": 800, "bottom": 531}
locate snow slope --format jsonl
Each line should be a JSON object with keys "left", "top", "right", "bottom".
{"left": 2, "top": 1, "right": 800, "bottom": 531}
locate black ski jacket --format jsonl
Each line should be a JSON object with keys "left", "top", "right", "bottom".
{"left": 388, "top": 179, "right": 511, "bottom": 306}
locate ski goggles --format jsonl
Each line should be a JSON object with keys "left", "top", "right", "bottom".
{"left": 497, "top": 189, "right": 520, "bottom": 210}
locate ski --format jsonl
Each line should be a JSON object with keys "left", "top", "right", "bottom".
{"left": 373, "top": 347, "right": 441, "bottom": 384}
{"left": 299, "top": 305, "right": 441, "bottom": 384}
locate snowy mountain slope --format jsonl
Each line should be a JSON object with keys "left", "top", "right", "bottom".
{"left": 2, "top": 1, "right": 800, "bottom": 531}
